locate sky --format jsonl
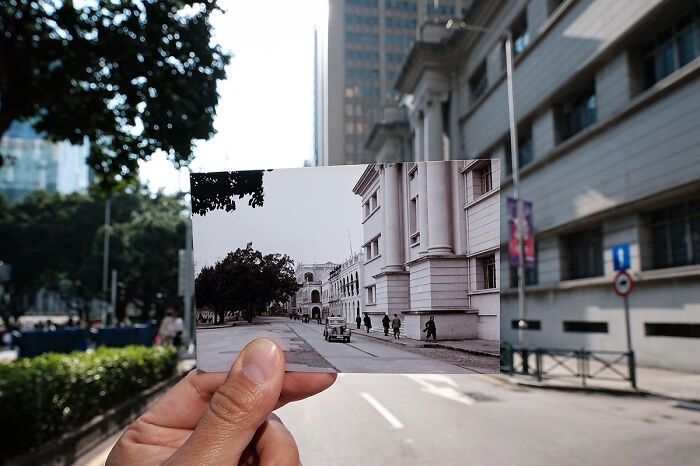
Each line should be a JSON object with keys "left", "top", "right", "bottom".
{"left": 192, "top": 164, "right": 368, "bottom": 273}
{"left": 139, "top": 0, "right": 327, "bottom": 193}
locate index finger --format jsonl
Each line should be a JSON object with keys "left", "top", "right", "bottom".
{"left": 139, "top": 369, "right": 336, "bottom": 430}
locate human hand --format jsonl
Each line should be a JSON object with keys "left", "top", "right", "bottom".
{"left": 107, "top": 338, "right": 336, "bottom": 465}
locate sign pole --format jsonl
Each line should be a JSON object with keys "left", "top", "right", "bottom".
{"left": 624, "top": 295, "right": 637, "bottom": 388}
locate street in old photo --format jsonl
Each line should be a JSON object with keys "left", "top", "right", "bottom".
{"left": 196, "top": 316, "right": 498, "bottom": 373}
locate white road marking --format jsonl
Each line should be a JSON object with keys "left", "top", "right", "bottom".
{"left": 361, "top": 392, "right": 404, "bottom": 429}
{"left": 404, "top": 374, "right": 476, "bottom": 406}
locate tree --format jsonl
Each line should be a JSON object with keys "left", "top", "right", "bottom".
{"left": 195, "top": 243, "right": 300, "bottom": 324}
{"left": 0, "top": 189, "right": 187, "bottom": 320}
{"left": 0, "top": 1, "right": 229, "bottom": 191}
{"left": 190, "top": 169, "right": 269, "bottom": 216}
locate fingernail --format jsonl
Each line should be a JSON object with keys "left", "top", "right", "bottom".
{"left": 241, "top": 339, "right": 280, "bottom": 384}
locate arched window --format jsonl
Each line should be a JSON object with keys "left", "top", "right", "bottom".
{"left": 355, "top": 272, "right": 360, "bottom": 294}
{"left": 311, "top": 290, "right": 321, "bottom": 303}
{"left": 305, "top": 272, "right": 314, "bottom": 281}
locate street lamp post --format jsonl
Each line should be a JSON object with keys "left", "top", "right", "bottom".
{"left": 446, "top": 20, "right": 529, "bottom": 367}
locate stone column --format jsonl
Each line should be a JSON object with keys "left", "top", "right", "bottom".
{"left": 426, "top": 161, "right": 452, "bottom": 254}
{"left": 423, "top": 96, "right": 444, "bottom": 161}
{"left": 382, "top": 163, "right": 403, "bottom": 271}
{"left": 413, "top": 112, "right": 424, "bottom": 162}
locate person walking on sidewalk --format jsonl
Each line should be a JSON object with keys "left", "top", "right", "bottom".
{"left": 363, "top": 313, "right": 372, "bottom": 333}
{"left": 423, "top": 316, "right": 437, "bottom": 342}
{"left": 356, "top": 314, "right": 362, "bottom": 330}
{"left": 382, "top": 314, "right": 390, "bottom": 336}
{"left": 391, "top": 314, "right": 401, "bottom": 339}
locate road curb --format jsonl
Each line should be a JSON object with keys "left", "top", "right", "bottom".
{"left": 357, "top": 330, "right": 499, "bottom": 358}
{"left": 506, "top": 378, "right": 653, "bottom": 398}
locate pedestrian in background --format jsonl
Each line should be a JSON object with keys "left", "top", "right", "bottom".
{"left": 391, "top": 314, "right": 401, "bottom": 339}
{"left": 382, "top": 314, "right": 390, "bottom": 336}
{"left": 355, "top": 314, "right": 362, "bottom": 330}
{"left": 158, "top": 310, "right": 178, "bottom": 346}
{"left": 423, "top": 315, "right": 437, "bottom": 342}
{"left": 363, "top": 313, "right": 372, "bottom": 333}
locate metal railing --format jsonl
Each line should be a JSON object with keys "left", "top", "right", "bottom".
{"left": 501, "top": 343, "right": 637, "bottom": 389}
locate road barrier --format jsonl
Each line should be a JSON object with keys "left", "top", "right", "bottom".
{"left": 501, "top": 343, "right": 637, "bottom": 389}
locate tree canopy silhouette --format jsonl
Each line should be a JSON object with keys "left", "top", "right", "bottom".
{"left": 0, "top": 1, "right": 229, "bottom": 192}
{"left": 190, "top": 169, "right": 269, "bottom": 216}
{"left": 195, "top": 243, "right": 300, "bottom": 323}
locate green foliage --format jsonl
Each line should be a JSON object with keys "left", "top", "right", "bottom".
{"left": 0, "top": 0, "right": 230, "bottom": 192}
{"left": 0, "top": 190, "right": 187, "bottom": 318}
{"left": 190, "top": 169, "right": 269, "bottom": 216}
{"left": 0, "top": 345, "right": 178, "bottom": 459}
{"left": 195, "top": 243, "right": 300, "bottom": 323}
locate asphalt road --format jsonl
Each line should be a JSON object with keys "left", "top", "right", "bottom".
{"left": 277, "top": 373, "right": 700, "bottom": 466}
{"left": 74, "top": 372, "right": 700, "bottom": 466}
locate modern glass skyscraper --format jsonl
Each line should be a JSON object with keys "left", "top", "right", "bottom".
{"left": 0, "top": 121, "right": 90, "bottom": 201}
{"left": 314, "top": 0, "right": 465, "bottom": 166}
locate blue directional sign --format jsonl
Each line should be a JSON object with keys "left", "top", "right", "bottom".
{"left": 612, "top": 243, "right": 631, "bottom": 271}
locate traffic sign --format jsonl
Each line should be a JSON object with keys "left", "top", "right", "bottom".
{"left": 613, "top": 271, "right": 633, "bottom": 297}
{"left": 612, "top": 243, "right": 631, "bottom": 271}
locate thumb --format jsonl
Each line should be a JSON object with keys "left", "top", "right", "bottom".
{"left": 164, "top": 338, "right": 285, "bottom": 465}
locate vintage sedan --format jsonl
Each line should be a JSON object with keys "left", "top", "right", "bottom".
{"left": 323, "top": 317, "right": 351, "bottom": 342}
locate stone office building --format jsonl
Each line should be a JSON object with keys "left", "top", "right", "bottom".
{"left": 353, "top": 160, "right": 500, "bottom": 341}
{"left": 392, "top": 0, "right": 700, "bottom": 371}
{"left": 292, "top": 263, "right": 337, "bottom": 321}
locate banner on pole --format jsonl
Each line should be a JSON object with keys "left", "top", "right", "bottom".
{"left": 508, "top": 197, "right": 535, "bottom": 268}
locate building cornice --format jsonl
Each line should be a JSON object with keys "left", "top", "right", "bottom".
{"left": 352, "top": 164, "right": 380, "bottom": 196}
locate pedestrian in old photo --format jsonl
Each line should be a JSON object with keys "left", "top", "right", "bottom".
{"left": 356, "top": 314, "right": 362, "bottom": 329}
{"left": 424, "top": 315, "right": 437, "bottom": 342}
{"left": 382, "top": 314, "right": 390, "bottom": 336}
{"left": 391, "top": 314, "right": 401, "bottom": 339}
{"left": 363, "top": 313, "right": 372, "bottom": 333}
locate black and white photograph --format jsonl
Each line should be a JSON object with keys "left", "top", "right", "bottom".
{"left": 191, "top": 160, "right": 501, "bottom": 374}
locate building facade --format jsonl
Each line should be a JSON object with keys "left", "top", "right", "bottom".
{"left": 292, "top": 262, "right": 338, "bottom": 321}
{"left": 394, "top": 0, "right": 700, "bottom": 371}
{"left": 353, "top": 161, "right": 500, "bottom": 340}
{"left": 314, "top": 0, "right": 466, "bottom": 166}
{"left": 0, "top": 121, "right": 90, "bottom": 201}
{"left": 326, "top": 252, "right": 366, "bottom": 322}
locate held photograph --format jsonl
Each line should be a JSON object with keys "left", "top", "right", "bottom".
{"left": 191, "top": 160, "right": 501, "bottom": 374}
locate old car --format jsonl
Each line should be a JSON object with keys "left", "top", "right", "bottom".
{"left": 323, "top": 316, "right": 351, "bottom": 342}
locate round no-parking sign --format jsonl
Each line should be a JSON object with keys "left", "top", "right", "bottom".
{"left": 613, "top": 271, "right": 634, "bottom": 297}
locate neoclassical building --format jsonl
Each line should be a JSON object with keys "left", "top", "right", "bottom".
{"left": 326, "top": 253, "right": 366, "bottom": 322}
{"left": 353, "top": 161, "right": 500, "bottom": 341}
{"left": 390, "top": 0, "right": 700, "bottom": 371}
{"left": 292, "top": 263, "right": 337, "bottom": 321}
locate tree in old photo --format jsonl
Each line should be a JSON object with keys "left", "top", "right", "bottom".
{"left": 195, "top": 243, "right": 300, "bottom": 323}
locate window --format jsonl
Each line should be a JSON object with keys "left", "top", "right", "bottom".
{"left": 366, "top": 285, "right": 376, "bottom": 305}
{"left": 469, "top": 62, "right": 488, "bottom": 102}
{"left": 347, "top": 0, "right": 378, "bottom": 7}
{"left": 479, "top": 163, "right": 492, "bottom": 195}
{"left": 645, "top": 323, "right": 700, "bottom": 338}
{"left": 504, "top": 129, "right": 535, "bottom": 176}
{"left": 512, "top": 14, "right": 530, "bottom": 58}
{"left": 649, "top": 199, "right": 700, "bottom": 269}
{"left": 364, "top": 236, "right": 380, "bottom": 260}
{"left": 409, "top": 196, "right": 419, "bottom": 245}
{"left": 510, "top": 319, "right": 541, "bottom": 330}
{"left": 346, "top": 32, "right": 379, "bottom": 45}
{"left": 641, "top": 13, "right": 700, "bottom": 89}
{"left": 558, "top": 84, "right": 597, "bottom": 141}
{"left": 477, "top": 254, "right": 497, "bottom": 290}
{"left": 564, "top": 227, "right": 603, "bottom": 279}
{"left": 563, "top": 321, "right": 608, "bottom": 333}
{"left": 510, "top": 265, "right": 538, "bottom": 288}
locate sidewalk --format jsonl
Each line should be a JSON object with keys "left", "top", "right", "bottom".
{"left": 357, "top": 326, "right": 500, "bottom": 357}
{"left": 356, "top": 329, "right": 700, "bottom": 404}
